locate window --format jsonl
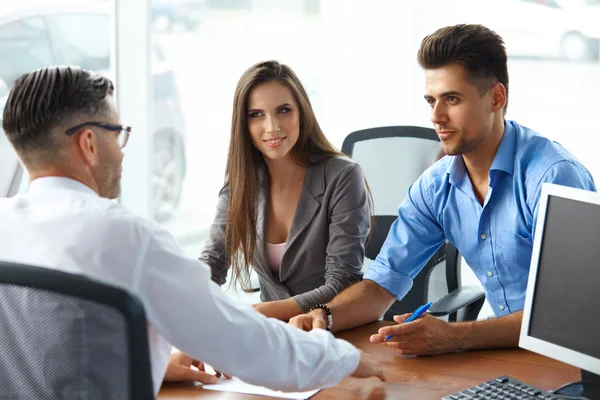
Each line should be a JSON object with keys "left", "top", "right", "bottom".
{"left": 0, "top": 16, "right": 52, "bottom": 199}
{"left": 53, "top": 14, "right": 110, "bottom": 72}
{"left": 133, "top": 0, "right": 600, "bottom": 308}
{"left": 521, "top": 0, "right": 560, "bottom": 8}
{"left": 0, "top": 16, "right": 53, "bottom": 87}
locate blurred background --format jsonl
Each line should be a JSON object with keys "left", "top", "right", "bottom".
{"left": 1, "top": 0, "right": 599, "bottom": 315}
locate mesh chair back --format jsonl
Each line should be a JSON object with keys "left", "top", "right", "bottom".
{"left": 342, "top": 126, "right": 461, "bottom": 322}
{"left": 0, "top": 261, "right": 154, "bottom": 400}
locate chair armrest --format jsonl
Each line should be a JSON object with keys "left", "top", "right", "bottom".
{"left": 428, "top": 286, "right": 485, "bottom": 320}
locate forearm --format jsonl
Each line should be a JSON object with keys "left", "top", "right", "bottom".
{"left": 292, "top": 272, "right": 362, "bottom": 313}
{"left": 253, "top": 299, "right": 302, "bottom": 321}
{"left": 327, "top": 279, "right": 396, "bottom": 332}
{"left": 150, "top": 262, "right": 359, "bottom": 392}
{"left": 454, "top": 311, "right": 523, "bottom": 351}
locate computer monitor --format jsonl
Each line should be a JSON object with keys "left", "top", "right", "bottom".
{"left": 520, "top": 183, "right": 600, "bottom": 397}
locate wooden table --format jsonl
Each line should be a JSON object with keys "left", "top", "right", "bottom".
{"left": 158, "top": 321, "right": 580, "bottom": 400}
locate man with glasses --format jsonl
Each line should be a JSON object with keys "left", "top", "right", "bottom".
{"left": 0, "top": 66, "right": 384, "bottom": 396}
{"left": 63, "top": 121, "right": 130, "bottom": 199}
{"left": 65, "top": 122, "right": 131, "bottom": 148}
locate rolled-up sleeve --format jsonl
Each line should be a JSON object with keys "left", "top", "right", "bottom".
{"left": 363, "top": 175, "right": 446, "bottom": 301}
{"left": 292, "top": 163, "right": 370, "bottom": 312}
{"left": 199, "top": 186, "right": 230, "bottom": 285}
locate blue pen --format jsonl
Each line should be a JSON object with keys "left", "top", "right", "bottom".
{"left": 384, "top": 301, "right": 433, "bottom": 341}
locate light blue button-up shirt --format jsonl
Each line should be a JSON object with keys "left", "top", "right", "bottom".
{"left": 363, "top": 120, "right": 596, "bottom": 316}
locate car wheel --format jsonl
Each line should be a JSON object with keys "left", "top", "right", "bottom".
{"left": 561, "top": 32, "right": 594, "bottom": 61}
{"left": 153, "top": 131, "right": 185, "bottom": 222}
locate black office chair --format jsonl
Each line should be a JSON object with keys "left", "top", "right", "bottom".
{"left": 0, "top": 261, "right": 154, "bottom": 399}
{"left": 342, "top": 126, "right": 485, "bottom": 322}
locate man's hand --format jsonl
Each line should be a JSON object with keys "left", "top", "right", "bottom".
{"left": 288, "top": 309, "right": 328, "bottom": 331}
{"left": 163, "top": 352, "right": 232, "bottom": 384}
{"left": 370, "top": 313, "right": 461, "bottom": 356}
{"left": 352, "top": 350, "right": 386, "bottom": 381}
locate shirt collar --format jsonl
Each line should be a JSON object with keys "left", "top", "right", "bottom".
{"left": 490, "top": 120, "right": 516, "bottom": 175}
{"left": 446, "top": 120, "right": 516, "bottom": 184}
{"left": 446, "top": 156, "right": 466, "bottom": 186}
{"left": 28, "top": 177, "right": 99, "bottom": 197}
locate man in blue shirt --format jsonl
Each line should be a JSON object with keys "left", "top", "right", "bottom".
{"left": 289, "top": 24, "right": 596, "bottom": 355}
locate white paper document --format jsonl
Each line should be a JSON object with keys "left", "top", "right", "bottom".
{"left": 202, "top": 377, "right": 320, "bottom": 399}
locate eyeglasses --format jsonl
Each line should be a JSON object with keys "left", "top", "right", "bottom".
{"left": 65, "top": 122, "right": 131, "bottom": 148}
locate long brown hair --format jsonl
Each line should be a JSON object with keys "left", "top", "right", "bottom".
{"left": 224, "top": 60, "right": 347, "bottom": 292}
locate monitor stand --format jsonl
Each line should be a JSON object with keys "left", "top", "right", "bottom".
{"left": 556, "top": 370, "right": 600, "bottom": 399}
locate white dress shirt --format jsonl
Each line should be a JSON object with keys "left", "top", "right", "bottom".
{"left": 0, "top": 177, "right": 360, "bottom": 395}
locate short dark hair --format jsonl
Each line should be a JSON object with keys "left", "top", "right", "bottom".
{"left": 2, "top": 66, "right": 114, "bottom": 168}
{"left": 417, "top": 24, "right": 509, "bottom": 113}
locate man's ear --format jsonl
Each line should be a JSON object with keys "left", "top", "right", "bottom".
{"left": 77, "top": 128, "right": 99, "bottom": 167}
{"left": 491, "top": 82, "right": 507, "bottom": 113}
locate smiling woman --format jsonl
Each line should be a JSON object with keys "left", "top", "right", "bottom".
{"left": 199, "top": 60, "right": 373, "bottom": 322}
{"left": 246, "top": 80, "right": 301, "bottom": 161}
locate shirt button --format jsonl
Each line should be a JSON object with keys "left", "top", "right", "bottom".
{"left": 481, "top": 234, "right": 487, "bottom": 240}
{"left": 487, "top": 271, "right": 493, "bottom": 277}
{"left": 499, "top": 305, "right": 505, "bottom": 311}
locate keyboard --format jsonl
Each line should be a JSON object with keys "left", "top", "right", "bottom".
{"left": 442, "top": 376, "right": 573, "bottom": 400}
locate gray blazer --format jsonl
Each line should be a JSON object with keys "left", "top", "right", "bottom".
{"left": 200, "top": 156, "right": 371, "bottom": 312}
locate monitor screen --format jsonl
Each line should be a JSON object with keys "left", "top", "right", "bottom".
{"left": 527, "top": 193, "right": 600, "bottom": 361}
